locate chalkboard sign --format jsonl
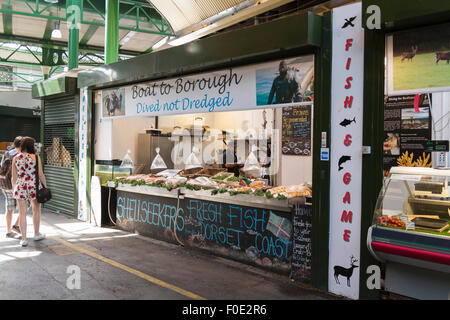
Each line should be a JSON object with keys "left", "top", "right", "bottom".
{"left": 282, "top": 105, "right": 311, "bottom": 156}
{"left": 291, "top": 204, "right": 312, "bottom": 283}
{"left": 115, "top": 190, "right": 294, "bottom": 275}
{"left": 383, "top": 95, "right": 432, "bottom": 174}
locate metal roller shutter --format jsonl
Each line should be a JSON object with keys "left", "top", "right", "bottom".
{"left": 43, "top": 96, "right": 76, "bottom": 216}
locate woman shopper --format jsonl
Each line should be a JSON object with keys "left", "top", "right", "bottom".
{"left": 11, "top": 137, "right": 46, "bottom": 247}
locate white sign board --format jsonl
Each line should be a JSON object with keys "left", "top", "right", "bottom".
{"left": 100, "top": 56, "right": 315, "bottom": 119}
{"left": 90, "top": 176, "right": 102, "bottom": 226}
{"left": 78, "top": 87, "right": 89, "bottom": 221}
{"left": 329, "top": 2, "right": 364, "bottom": 300}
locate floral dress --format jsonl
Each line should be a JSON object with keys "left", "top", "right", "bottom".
{"left": 13, "top": 153, "right": 37, "bottom": 200}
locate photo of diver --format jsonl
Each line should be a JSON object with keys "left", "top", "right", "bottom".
{"left": 255, "top": 56, "right": 314, "bottom": 106}
{"left": 102, "top": 88, "right": 125, "bottom": 117}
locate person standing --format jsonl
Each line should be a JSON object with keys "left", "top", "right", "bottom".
{"left": 11, "top": 137, "right": 46, "bottom": 247}
{"left": 1, "top": 136, "right": 22, "bottom": 237}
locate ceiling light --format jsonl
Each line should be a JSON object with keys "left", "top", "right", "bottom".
{"left": 44, "top": 0, "right": 58, "bottom": 3}
{"left": 168, "top": 23, "right": 217, "bottom": 47}
{"left": 51, "top": 21, "right": 62, "bottom": 39}
{"left": 119, "top": 31, "right": 136, "bottom": 46}
{"left": 151, "top": 36, "right": 170, "bottom": 50}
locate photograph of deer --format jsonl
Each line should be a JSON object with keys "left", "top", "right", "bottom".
{"left": 387, "top": 22, "right": 450, "bottom": 93}
{"left": 435, "top": 52, "right": 450, "bottom": 64}
{"left": 401, "top": 45, "right": 418, "bottom": 62}
{"left": 333, "top": 255, "right": 358, "bottom": 287}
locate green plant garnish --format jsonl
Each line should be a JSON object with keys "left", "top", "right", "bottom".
{"left": 277, "top": 194, "right": 287, "bottom": 200}
{"left": 254, "top": 189, "right": 265, "bottom": 197}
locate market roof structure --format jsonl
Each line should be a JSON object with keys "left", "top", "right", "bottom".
{"left": 0, "top": 0, "right": 356, "bottom": 86}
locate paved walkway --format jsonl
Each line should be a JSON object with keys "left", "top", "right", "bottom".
{"left": 0, "top": 195, "right": 338, "bottom": 300}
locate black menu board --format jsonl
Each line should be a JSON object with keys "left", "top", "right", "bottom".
{"left": 291, "top": 204, "right": 312, "bottom": 283}
{"left": 282, "top": 105, "right": 311, "bottom": 156}
{"left": 383, "top": 94, "right": 432, "bottom": 175}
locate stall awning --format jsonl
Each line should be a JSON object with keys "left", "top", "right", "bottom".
{"left": 77, "top": 11, "right": 322, "bottom": 90}
{"left": 32, "top": 76, "right": 77, "bottom": 100}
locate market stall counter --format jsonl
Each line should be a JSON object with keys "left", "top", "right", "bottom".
{"left": 106, "top": 169, "right": 313, "bottom": 280}
{"left": 367, "top": 167, "right": 450, "bottom": 299}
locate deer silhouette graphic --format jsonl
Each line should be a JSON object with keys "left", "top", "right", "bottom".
{"left": 334, "top": 255, "right": 358, "bottom": 287}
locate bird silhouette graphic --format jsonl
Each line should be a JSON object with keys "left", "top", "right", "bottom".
{"left": 342, "top": 16, "right": 356, "bottom": 28}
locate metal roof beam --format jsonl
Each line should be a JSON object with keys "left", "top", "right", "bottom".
{"left": 1, "top": 4, "right": 13, "bottom": 35}
{"left": 79, "top": 23, "right": 100, "bottom": 45}
{"left": 0, "top": 41, "right": 119, "bottom": 67}
{"left": 0, "top": 33, "right": 141, "bottom": 56}
{"left": 0, "top": 0, "right": 174, "bottom": 36}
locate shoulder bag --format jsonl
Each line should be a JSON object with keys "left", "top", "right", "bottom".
{"left": 35, "top": 155, "right": 52, "bottom": 203}
{"left": 0, "top": 154, "right": 13, "bottom": 190}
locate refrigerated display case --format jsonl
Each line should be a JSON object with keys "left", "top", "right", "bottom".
{"left": 95, "top": 160, "right": 132, "bottom": 186}
{"left": 367, "top": 167, "right": 450, "bottom": 299}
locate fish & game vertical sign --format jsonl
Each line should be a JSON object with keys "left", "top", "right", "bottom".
{"left": 78, "top": 87, "right": 88, "bottom": 221}
{"left": 329, "top": 2, "right": 364, "bottom": 299}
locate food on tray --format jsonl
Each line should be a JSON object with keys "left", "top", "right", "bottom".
{"left": 285, "top": 184, "right": 312, "bottom": 197}
{"left": 225, "top": 175, "right": 245, "bottom": 182}
{"left": 211, "top": 172, "right": 234, "bottom": 181}
{"left": 249, "top": 180, "right": 266, "bottom": 190}
{"left": 268, "top": 184, "right": 311, "bottom": 198}
{"left": 113, "top": 166, "right": 312, "bottom": 201}
{"left": 411, "top": 217, "right": 449, "bottom": 231}
{"left": 404, "top": 215, "right": 440, "bottom": 221}
{"left": 235, "top": 186, "right": 251, "bottom": 192}
{"left": 377, "top": 215, "right": 405, "bottom": 228}
{"left": 156, "top": 169, "right": 181, "bottom": 178}
{"left": 186, "top": 176, "right": 218, "bottom": 188}
{"left": 123, "top": 174, "right": 148, "bottom": 181}
{"left": 269, "top": 186, "right": 287, "bottom": 195}
{"left": 165, "top": 175, "right": 187, "bottom": 186}
{"left": 144, "top": 176, "right": 166, "bottom": 184}
{"left": 221, "top": 175, "right": 243, "bottom": 187}
{"left": 196, "top": 168, "right": 226, "bottom": 177}
{"left": 179, "top": 167, "right": 204, "bottom": 178}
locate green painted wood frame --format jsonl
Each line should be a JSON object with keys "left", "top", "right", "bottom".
{"left": 36, "top": 10, "right": 333, "bottom": 291}
{"left": 360, "top": 0, "right": 450, "bottom": 299}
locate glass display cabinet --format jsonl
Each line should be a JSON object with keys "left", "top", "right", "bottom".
{"left": 94, "top": 160, "right": 132, "bottom": 186}
{"left": 368, "top": 167, "right": 450, "bottom": 299}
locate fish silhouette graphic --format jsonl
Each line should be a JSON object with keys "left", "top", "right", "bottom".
{"left": 338, "top": 155, "right": 352, "bottom": 171}
{"left": 339, "top": 117, "right": 356, "bottom": 127}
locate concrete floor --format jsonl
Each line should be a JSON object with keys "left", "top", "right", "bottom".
{"left": 0, "top": 195, "right": 339, "bottom": 300}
